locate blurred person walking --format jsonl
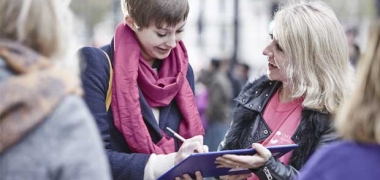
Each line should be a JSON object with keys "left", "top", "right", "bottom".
{"left": 0, "top": 0, "right": 111, "bottom": 180}
{"left": 197, "top": 59, "right": 233, "bottom": 152}
{"left": 234, "top": 62, "right": 251, "bottom": 85}
{"left": 215, "top": 1, "right": 354, "bottom": 180}
{"left": 78, "top": 0, "right": 206, "bottom": 179}
{"left": 297, "top": 20, "right": 380, "bottom": 180}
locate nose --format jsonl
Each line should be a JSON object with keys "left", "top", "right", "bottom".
{"left": 262, "top": 46, "right": 273, "bottom": 59}
{"left": 166, "top": 35, "right": 177, "bottom": 49}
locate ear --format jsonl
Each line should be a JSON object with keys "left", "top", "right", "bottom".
{"left": 125, "top": 16, "right": 139, "bottom": 32}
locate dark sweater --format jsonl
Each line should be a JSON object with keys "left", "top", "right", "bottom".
{"left": 78, "top": 41, "right": 196, "bottom": 180}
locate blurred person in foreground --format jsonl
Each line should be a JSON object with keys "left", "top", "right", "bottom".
{"left": 297, "top": 20, "right": 380, "bottom": 180}
{"left": 78, "top": 0, "right": 206, "bottom": 179}
{"left": 0, "top": 0, "right": 111, "bottom": 179}
{"left": 215, "top": 1, "right": 354, "bottom": 180}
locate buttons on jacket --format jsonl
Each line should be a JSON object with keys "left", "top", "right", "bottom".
{"left": 263, "top": 130, "right": 268, "bottom": 135}
{"left": 235, "top": 80, "right": 280, "bottom": 112}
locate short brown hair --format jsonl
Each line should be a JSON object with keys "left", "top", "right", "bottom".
{"left": 335, "top": 21, "right": 380, "bottom": 144}
{"left": 121, "top": 0, "right": 189, "bottom": 28}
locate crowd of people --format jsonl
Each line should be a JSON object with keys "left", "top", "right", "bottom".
{"left": 1, "top": 0, "right": 379, "bottom": 180}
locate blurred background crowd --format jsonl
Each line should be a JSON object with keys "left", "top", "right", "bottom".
{"left": 70, "top": 0, "right": 380, "bottom": 151}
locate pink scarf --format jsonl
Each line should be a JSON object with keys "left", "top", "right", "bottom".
{"left": 111, "top": 23, "right": 204, "bottom": 154}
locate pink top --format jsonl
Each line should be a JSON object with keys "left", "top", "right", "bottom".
{"left": 249, "top": 89, "right": 303, "bottom": 180}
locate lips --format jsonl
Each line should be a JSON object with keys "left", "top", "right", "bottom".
{"left": 268, "top": 62, "right": 278, "bottom": 69}
{"left": 157, "top": 47, "right": 170, "bottom": 53}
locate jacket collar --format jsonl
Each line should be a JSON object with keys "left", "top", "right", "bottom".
{"left": 234, "top": 75, "right": 328, "bottom": 114}
{"left": 234, "top": 75, "right": 281, "bottom": 113}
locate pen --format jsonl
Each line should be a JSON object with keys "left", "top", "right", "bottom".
{"left": 166, "top": 127, "right": 186, "bottom": 142}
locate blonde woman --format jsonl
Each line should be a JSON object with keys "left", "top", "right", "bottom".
{"left": 215, "top": 1, "right": 354, "bottom": 180}
{"left": 0, "top": 0, "right": 111, "bottom": 179}
{"left": 297, "top": 21, "right": 380, "bottom": 180}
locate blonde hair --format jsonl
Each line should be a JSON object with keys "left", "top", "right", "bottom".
{"left": 336, "top": 21, "right": 380, "bottom": 144}
{"left": 0, "top": 0, "right": 74, "bottom": 59}
{"left": 120, "top": 0, "right": 189, "bottom": 28}
{"left": 273, "top": 1, "right": 354, "bottom": 113}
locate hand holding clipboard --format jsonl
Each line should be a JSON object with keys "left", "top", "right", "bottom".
{"left": 158, "top": 143, "right": 298, "bottom": 180}
{"left": 215, "top": 143, "right": 272, "bottom": 169}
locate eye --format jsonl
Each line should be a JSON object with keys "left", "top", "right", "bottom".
{"left": 156, "top": 33, "right": 166, "bottom": 37}
{"left": 276, "top": 42, "right": 283, "bottom": 52}
{"left": 176, "top": 29, "right": 184, "bottom": 34}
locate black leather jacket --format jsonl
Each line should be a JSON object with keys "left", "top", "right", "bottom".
{"left": 219, "top": 76, "right": 338, "bottom": 180}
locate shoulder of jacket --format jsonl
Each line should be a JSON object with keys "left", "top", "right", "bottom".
{"left": 78, "top": 47, "right": 110, "bottom": 68}
{"left": 238, "top": 75, "right": 279, "bottom": 98}
{"left": 242, "top": 75, "right": 271, "bottom": 92}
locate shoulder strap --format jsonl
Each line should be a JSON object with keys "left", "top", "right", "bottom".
{"left": 100, "top": 49, "right": 113, "bottom": 111}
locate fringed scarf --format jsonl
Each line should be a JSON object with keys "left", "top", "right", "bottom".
{"left": 0, "top": 40, "right": 82, "bottom": 154}
{"left": 111, "top": 23, "right": 204, "bottom": 154}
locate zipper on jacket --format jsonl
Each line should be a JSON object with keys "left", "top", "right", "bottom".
{"left": 263, "top": 167, "right": 273, "bottom": 180}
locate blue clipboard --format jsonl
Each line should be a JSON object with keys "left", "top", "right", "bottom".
{"left": 158, "top": 144, "right": 298, "bottom": 180}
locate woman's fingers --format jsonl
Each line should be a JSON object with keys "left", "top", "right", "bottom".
{"left": 231, "top": 174, "right": 253, "bottom": 180}
{"left": 216, "top": 154, "right": 269, "bottom": 169}
{"left": 182, "top": 135, "right": 206, "bottom": 153}
{"left": 220, "top": 174, "right": 252, "bottom": 180}
{"left": 175, "top": 136, "right": 208, "bottom": 164}
{"left": 252, "top": 143, "right": 271, "bottom": 160}
{"left": 175, "top": 171, "right": 203, "bottom": 180}
{"left": 216, "top": 144, "right": 272, "bottom": 169}
{"left": 215, "top": 154, "right": 244, "bottom": 168}
{"left": 182, "top": 174, "right": 193, "bottom": 180}
{"left": 194, "top": 171, "right": 203, "bottom": 180}
{"left": 203, "top": 145, "right": 209, "bottom": 153}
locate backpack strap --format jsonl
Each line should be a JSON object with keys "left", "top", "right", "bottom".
{"left": 100, "top": 49, "right": 113, "bottom": 111}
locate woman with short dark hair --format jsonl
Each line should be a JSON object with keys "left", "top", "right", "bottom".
{"left": 79, "top": 0, "right": 207, "bottom": 179}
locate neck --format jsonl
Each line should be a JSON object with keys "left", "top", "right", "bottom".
{"left": 279, "top": 84, "right": 293, "bottom": 103}
{"left": 147, "top": 59, "right": 155, "bottom": 67}
{"left": 140, "top": 51, "right": 155, "bottom": 67}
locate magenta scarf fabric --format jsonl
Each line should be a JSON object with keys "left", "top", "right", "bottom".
{"left": 111, "top": 23, "right": 204, "bottom": 154}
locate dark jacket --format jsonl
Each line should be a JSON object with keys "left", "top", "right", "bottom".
{"left": 78, "top": 40, "right": 196, "bottom": 180}
{"left": 219, "top": 75, "right": 338, "bottom": 180}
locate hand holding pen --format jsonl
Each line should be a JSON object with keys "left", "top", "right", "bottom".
{"left": 166, "top": 127, "right": 186, "bottom": 142}
{"left": 166, "top": 127, "right": 209, "bottom": 164}
{"left": 166, "top": 127, "right": 208, "bottom": 180}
